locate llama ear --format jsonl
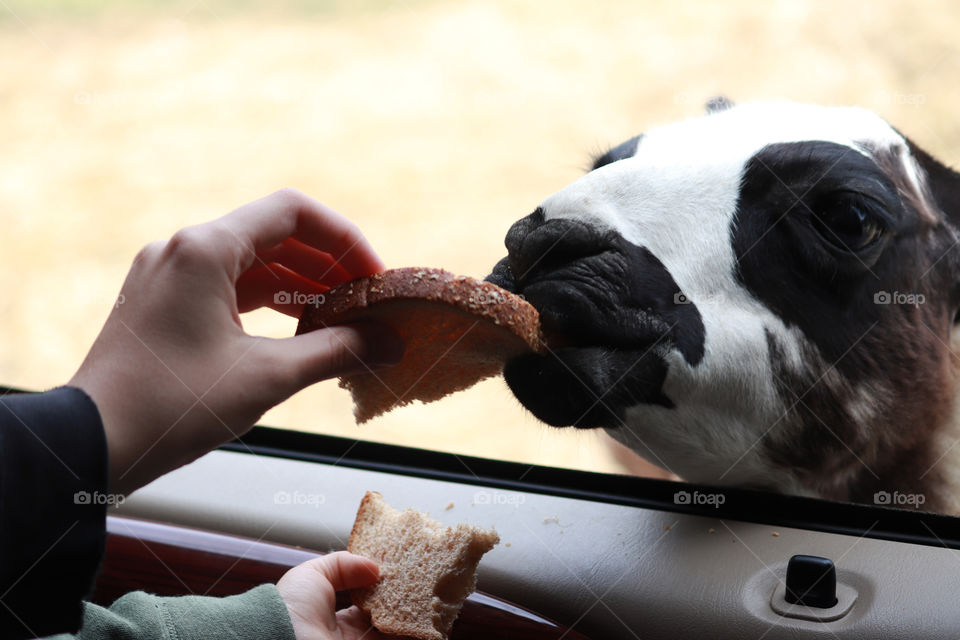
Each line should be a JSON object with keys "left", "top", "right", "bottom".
{"left": 909, "top": 142, "right": 960, "bottom": 224}
{"left": 908, "top": 140, "right": 960, "bottom": 309}
{"left": 705, "top": 95, "right": 735, "bottom": 114}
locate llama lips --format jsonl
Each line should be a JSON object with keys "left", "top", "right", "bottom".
{"left": 485, "top": 257, "right": 602, "bottom": 350}
{"left": 499, "top": 262, "right": 686, "bottom": 429}
{"left": 530, "top": 291, "right": 674, "bottom": 354}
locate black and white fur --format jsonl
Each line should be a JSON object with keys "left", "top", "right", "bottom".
{"left": 488, "top": 100, "right": 960, "bottom": 512}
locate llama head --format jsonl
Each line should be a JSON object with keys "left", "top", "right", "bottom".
{"left": 488, "top": 101, "right": 960, "bottom": 509}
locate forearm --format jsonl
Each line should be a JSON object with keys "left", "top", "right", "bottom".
{"left": 0, "top": 387, "right": 109, "bottom": 639}
{"left": 40, "top": 585, "right": 296, "bottom": 640}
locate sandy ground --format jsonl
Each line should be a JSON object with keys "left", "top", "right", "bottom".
{"left": 1, "top": 0, "right": 958, "bottom": 475}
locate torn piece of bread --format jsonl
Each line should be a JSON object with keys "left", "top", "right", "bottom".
{"left": 296, "top": 267, "right": 544, "bottom": 422}
{"left": 348, "top": 491, "right": 499, "bottom": 640}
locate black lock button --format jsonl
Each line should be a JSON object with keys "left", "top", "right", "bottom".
{"left": 785, "top": 554, "right": 838, "bottom": 609}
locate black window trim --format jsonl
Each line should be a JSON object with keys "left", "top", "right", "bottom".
{"left": 5, "top": 384, "right": 959, "bottom": 549}
{"left": 228, "top": 423, "right": 960, "bottom": 550}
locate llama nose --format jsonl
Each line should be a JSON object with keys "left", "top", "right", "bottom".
{"left": 483, "top": 214, "right": 537, "bottom": 291}
{"left": 505, "top": 209, "right": 608, "bottom": 286}
{"left": 485, "top": 255, "right": 516, "bottom": 292}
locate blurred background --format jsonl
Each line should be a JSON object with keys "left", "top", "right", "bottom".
{"left": 1, "top": 0, "right": 957, "bottom": 475}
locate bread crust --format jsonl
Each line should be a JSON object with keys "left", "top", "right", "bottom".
{"left": 297, "top": 267, "right": 543, "bottom": 350}
{"left": 346, "top": 490, "right": 379, "bottom": 555}
{"left": 296, "top": 267, "right": 544, "bottom": 422}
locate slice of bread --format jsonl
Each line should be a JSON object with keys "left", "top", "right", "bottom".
{"left": 347, "top": 491, "right": 499, "bottom": 640}
{"left": 296, "top": 267, "right": 544, "bottom": 422}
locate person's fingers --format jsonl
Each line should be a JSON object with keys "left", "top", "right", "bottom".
{"left": 257, "top": 238, "right": 352, "bottom": 285}
{"left": 235, "top": 264, "right": 331, "bottom": 315}
{"left": 271, "top": 323, "right": 405, "bottom": 389}
{"left": 309, "top": 552, "right": 380, "bottom": 592}
{"left": 222, "top": 189, "right": 385, "bottom": 279}
{"left": 336, "top": 607, "right": 388, "bottom": 640}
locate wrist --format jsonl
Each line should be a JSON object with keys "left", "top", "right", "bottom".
{"left": 68, "top": 374, "right": 136, "bottom": 495}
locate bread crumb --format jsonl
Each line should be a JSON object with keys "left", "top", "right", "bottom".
{"left": 444, "top": 502, "right": 454, "bottom": 510}
{"left": 505, "top": 542, "right": 511, "bottom": 547}
{"left": 543, "top": 516, "right": 559, "bottom": 525}
{"left": 708, "top": 528, "right": 715, "bottom": 534}
{"left": 772, "top": 532, "right": 780, "bottom": 537}
{"left": 663, "top": 524, "right": 670, "bottom": 531}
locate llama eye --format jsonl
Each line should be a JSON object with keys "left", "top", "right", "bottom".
{"left": 811, "top": 195, "right": 886, "bottom": 252}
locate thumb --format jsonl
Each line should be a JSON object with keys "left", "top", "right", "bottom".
{"left": 309, "top": 551, "right": 381, "bottom": 591}
{"left": 277, "top": 322, "right": 405, "bottom": 388}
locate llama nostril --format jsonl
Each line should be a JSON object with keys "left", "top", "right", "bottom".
{"left": 484, "top": 256, "right": 516, "bottom": 292}
{"left": 505, "top": 208, "right": 545, "bottom": 255}
{"left": 503, "top": 208, "right": 546, "bottom": 284}
{"left": 507, "top": 252, "right": 534, "bottom": 285}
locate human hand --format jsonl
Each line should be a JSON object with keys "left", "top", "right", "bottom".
{"left": 70, "top": 189, "right": 404, "bottom": 495}
{"left": 276, "top": 551, "right": 385, "bottom": 640}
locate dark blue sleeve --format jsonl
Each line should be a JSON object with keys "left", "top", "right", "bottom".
{"left": 0, "top": 386, "right": 109, "bottom": 640}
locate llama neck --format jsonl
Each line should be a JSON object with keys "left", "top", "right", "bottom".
{"left": 840, "top": 397, "right": 960, "bottom": 515}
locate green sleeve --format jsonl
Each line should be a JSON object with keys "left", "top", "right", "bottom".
{"left": 41, "top": 584, "right": 297, "bottom": 640}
